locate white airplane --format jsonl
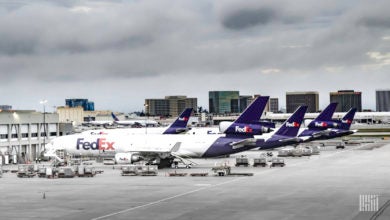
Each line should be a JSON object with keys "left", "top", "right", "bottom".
{"left": 44, "top": 97, "right": 305, "bottom": 168}
{"left": 82, "top": 108, "right": 193, "bottom": 136}
{"left": 81, "top": 120, "right": 113, "bottom": 127}
{"left": 44, "top": 97, "right": 271, "bottom": 167}
{"left": 111, "top": 112, "right": 158, "bottom": 127}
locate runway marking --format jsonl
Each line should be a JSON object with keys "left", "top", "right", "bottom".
{"left": 91, "top": 177, "right": 246, "bottom": 220}
{"left": 92, "top": 144, "right": 369, "bottom": 220}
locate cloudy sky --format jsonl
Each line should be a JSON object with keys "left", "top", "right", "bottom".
{"left": 0, "top": 0, "right": 389, "bottom": 112}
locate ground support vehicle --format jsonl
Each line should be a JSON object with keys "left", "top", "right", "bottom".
{"left": 235, "top": 156, "right": 249, "bottom": 167}
{"left": 253, "top": 157, "right": 267, "bottom": 167}
{"left": 270, "top": 158, "right": 285, "bottom": 167}
{"left": 17, "top": 164, "right": 35, "bottom": 178}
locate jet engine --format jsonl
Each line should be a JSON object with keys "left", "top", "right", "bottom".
{"left": 115, "top": 152, "right": 142, "bottom": 164}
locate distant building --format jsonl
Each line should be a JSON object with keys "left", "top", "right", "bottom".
{"left": 209, "top": 91, "right": 240, "bottom": 114}
{"left": 145, "top": 96, "right": 197, "bottom": 117}
{"left": 56, "top": 106, "right": 84, "bottom": 125}
{"left": 0, "top": 105, "right": 12, "bottom": 111}
{"left": 286, "top": 92, "right": 319, "bottom": 113}
{"left": 65, "top": 99, "right": 95, "bottom": 111}
{"left": 269, "top": 98, "right": 279, "bottom": 113}
{"left": 239, "top": 95, "right": 253, "bottom": 112}
{"left": 376, "top": 90, "right": 390, "bottom": 112}
{"left": 330, "top": 90, "right": 362, "bottom": 112}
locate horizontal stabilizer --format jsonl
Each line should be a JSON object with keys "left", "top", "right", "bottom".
{"left": 312, "top": 130, "right": 333, "bottom": 138}
{"left": 230, "top": 138, "right": 257, "bottom": 149}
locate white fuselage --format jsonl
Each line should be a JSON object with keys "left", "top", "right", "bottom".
{"left": 45, "top": 133, "right": 224, "bottom": 158}
{"left": 81, "top": 127, "right": 221, "bottom": 136}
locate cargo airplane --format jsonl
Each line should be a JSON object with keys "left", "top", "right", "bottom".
{"left": 44, "top": 97, "right": 305, "bottom": 168}
{"left": 298, "top": 103, "right": 357, "bottom": 141}
{"left": 83, "top": 108, "right": 193, "bottom": 136}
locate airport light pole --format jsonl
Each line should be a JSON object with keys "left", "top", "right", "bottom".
{"left": 144, "top": 103, "right": 148, "bottom": 134}
{"left": 40, "top": 100, "right": 48, "bottom": 158}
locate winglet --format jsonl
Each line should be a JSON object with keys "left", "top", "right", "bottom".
{"left": 170, "top": 142, "right": 181, "bottom": 152}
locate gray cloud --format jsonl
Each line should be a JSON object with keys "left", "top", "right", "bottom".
{"left": 0, "top": 0, "right": 388, "bottom": 111}
{"left": 221, "top": 7, "right": 278, "bottom": 30}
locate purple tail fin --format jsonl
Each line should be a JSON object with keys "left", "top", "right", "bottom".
{"left": 111, "top": 112, "right": 120, "bottom": 121}
{"left": 224, "top": 96, "right": 269, "bottom": 136}
{"left": 315, "top": 103, "right": 337, "bottom": 121}
{"left": 163, "top": 108, "right": 192, "bottom": 134}
{"left": 234, "top": 96, "right": 269, "bottom": 124}
{"left": 308, "top": 103, "right": 337, "bottom": 129}
{"left": 340, "top": 108, "right": 356, "bottom": 130}
{"left": 275, "top": 106, "right": 307, "bottom": 137}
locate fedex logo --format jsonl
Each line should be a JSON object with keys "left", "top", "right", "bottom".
{"left": 342, "top": 119, "right": 352, "bottom": 124}
{"left": 235, "top": 126, "right": 253, "bottom": 133}
{"left": 314, "top": 122, "right": 328, "bottom": 127}
{"left": 286, "top": 122, "right": 300, "bottom": 127}
{"left": 90, "top": 131, "right": 108, "bottom": 135}
{"left": 179, "top": 117, "right": 189, "bottom": 121}
{"left": 76, "top": 138, "right": 115, "bottom": 151}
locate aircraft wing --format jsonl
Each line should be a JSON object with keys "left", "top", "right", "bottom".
{"left": 278, "top": 137, "right": 302, "bottom": 143}
{"left": 129, "top": 142, "right": 182, "bottom": 160}
{"left": 130, "top": 142, "right": 181, "bottom": 153}
{"left": 230, "top": 138, "right": 257, "bottom": 149}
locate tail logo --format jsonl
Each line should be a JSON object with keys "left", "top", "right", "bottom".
{"left": 235, "top": 126, "right": 253, "bottom": 133}
{"left": 179, "top": 117, "right": 189, "bottom": 121}
{"left": 342, "top": 119, "right": 352, "bottom": 124}
{"left": 314, "top": 122, "right": 328, "bottom": 127}
{"left": 286, "top": 122, "right": 300, "bottom": 127}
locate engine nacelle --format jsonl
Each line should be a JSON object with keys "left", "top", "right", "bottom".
{"left": 115, "top": 152, "right": 142, "bottom": 164}
{"left": 219, "top": 121, "right": 275, "bottom": 134}
{"left": 219, "top": 121, "right": 233, "bottom": 133}
{"left": 223, "top": 123, "right": 273, "bottom": 135}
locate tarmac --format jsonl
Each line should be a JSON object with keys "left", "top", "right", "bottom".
{"left": 1, "top": 139, "right": 390, "bottom": 220}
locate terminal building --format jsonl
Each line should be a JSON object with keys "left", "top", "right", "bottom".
{"left": 376, "top": 90, "right": 390, "bottom": 112}
{"left": 286, "top": 91, "right": 319, "bottom": 113}
{"left": 145, "top": 96, "right": 197, "bottom": 117}
{"left": 330, "top": 90, "right": 362, "bottom": 112}
{"left": 0, "top": 110, "right": 72, "bottom": 164}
